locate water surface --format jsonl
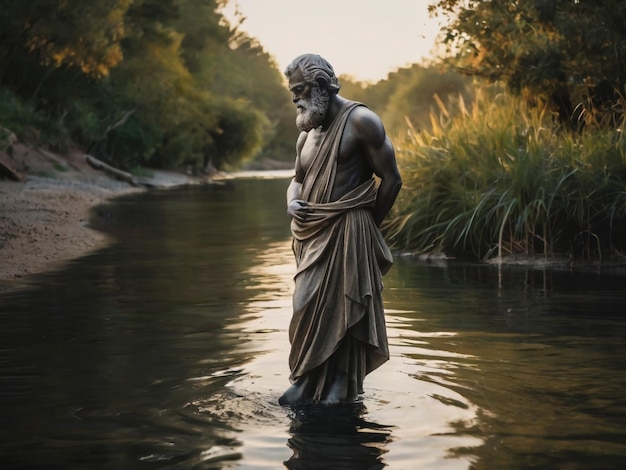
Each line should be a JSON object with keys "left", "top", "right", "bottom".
{"left": 1, "top": 176, "right": 625, "bottom": 469}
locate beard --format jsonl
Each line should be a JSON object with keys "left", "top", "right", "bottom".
{"left": 295, "top": 86, "right": 329, "bottom": 132}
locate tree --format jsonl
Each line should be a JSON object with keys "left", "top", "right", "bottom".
{"left": 0, "top": 0, "right": 132, "bottom": 85}
{"left": 0, "top": 1, "right": 136, "bottom": 150}
{"left": 0, "top": 0, "right": 291, "bottom": 170}
{"left": 430, "top": 0, "right": 626, "bottom": 128}
{"left": 178, "top": 1, "right": 297, "bottom": 163}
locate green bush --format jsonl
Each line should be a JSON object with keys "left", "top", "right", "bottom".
{"left": 0, "top": 88, "right": 70, "bottom": 150}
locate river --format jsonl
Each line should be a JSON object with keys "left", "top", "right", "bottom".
{"left": 1, "top": 174, "right": 625, "bottom": 469}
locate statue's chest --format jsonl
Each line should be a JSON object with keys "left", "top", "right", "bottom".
{"left": 300, "top": 129, "right": 353, "bottom": 173}
{"left": 299, "top": 131, "right": 323, "bottom": 172}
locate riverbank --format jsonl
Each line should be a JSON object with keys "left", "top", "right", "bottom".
{"left": 3, "top": 143, "right": 623, "bottom": 284}
{"left": 0, "top": 144, "right": 208, "bottom": 282}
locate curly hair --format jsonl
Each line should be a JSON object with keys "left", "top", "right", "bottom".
{"left": 284, "top": 53, "right": 341, "bottom": 93}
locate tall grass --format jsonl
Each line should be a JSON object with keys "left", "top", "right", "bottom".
{"left": 386, "top": 85, "right": 626, "bottom": 262}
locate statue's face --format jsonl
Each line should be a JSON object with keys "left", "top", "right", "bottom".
{"left": 288, "top": 68, "right": 329, "bottom": 132}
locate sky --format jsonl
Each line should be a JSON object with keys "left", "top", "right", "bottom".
{"left": 221, "top": 0, "right": 446, "bottom": 83}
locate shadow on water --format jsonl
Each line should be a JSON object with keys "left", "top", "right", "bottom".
{"left": 1, "top": 176, "right": 626, "bottom": 469}
{"left": 283, "top": 403, "right": 391, "bottom": 470}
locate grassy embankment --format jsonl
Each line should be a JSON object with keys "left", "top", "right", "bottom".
{"left": 387, "top": 86, "right": 626, "bottom": 264}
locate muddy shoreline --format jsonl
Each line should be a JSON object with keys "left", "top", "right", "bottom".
{"left": 0, "top": 144, "right": 207, "bottom": 282}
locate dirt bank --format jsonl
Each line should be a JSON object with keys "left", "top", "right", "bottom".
{"left": 0, "top": 144, "right": 203, "bottom": 282}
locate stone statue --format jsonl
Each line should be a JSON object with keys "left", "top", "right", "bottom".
{"left": 280, "top": 54, "right": 402, "bottom": 406}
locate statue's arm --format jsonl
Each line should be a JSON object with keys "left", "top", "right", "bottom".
{"left": 286, "top": 179, "right": 302, "bottom": 204}
{"left": 353, "top": 108, "right": 402, "bottom": 226}
{"left": 287, "top": 132, "right": 311, "bottom": 222}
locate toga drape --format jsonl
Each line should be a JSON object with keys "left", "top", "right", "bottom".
{"left": 287, "top": 101, "right": 393, "bottom": 403}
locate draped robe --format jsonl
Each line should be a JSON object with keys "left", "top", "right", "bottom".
{"left": 287, "top": 101, "right": 393, "bottom": 403}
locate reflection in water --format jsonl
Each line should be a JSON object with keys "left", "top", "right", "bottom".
{"left": 384, "top": 258, "right": 626, "bottom": 469}
{"left": 284, "top": 404, "right": 391, "bottom": 470}
{"left": 1, "top": 177, "right": 626, "bottom": 469}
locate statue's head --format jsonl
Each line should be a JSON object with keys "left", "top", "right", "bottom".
{"left": 285, "top": 54, "right": 340, "bottom": 131}
{"left": 284, "top": 54, "right": 341, "bottom": 94}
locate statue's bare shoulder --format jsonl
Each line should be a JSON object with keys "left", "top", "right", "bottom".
{"left": 347, "top": 105, "right": 387, "bottom": 149}
{"left": 341, "top": 105, "right": 395, "bottom": 180}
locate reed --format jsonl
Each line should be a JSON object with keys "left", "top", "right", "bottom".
{"left": 387, "top": 85, "right": 626, "bottom": 262}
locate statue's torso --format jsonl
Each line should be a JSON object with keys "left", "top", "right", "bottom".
{"left": 300, "top": 117, "right": 373, "bottom": 201}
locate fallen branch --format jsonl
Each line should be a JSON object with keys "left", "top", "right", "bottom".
{"left": 85, "top": 154, "right": 137, "bottom": 186}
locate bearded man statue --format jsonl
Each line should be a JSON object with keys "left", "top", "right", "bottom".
{"left": 280, "top": 54, "right": 402, "bottom": 406}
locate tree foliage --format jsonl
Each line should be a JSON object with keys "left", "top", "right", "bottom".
{"left": 0, "top": 0, "right": 131, "bottom": 81}
{"left": 430, "top": 0, "right": 626, "bottom": 128}
{"left": 0, "top": 0, "right": 295, "bottom": 170}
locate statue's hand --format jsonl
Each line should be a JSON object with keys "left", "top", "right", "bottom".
{"left": 288, "top": 199, "right": 311, "bottom": 222}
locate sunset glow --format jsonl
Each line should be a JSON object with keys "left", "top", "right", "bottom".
{"left": 222, "top": 0, "right": 445, "bottom": 82}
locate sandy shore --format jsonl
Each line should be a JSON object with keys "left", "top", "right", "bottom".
{"left": 0, "top": 144, "right": 201, "bottom": 282}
